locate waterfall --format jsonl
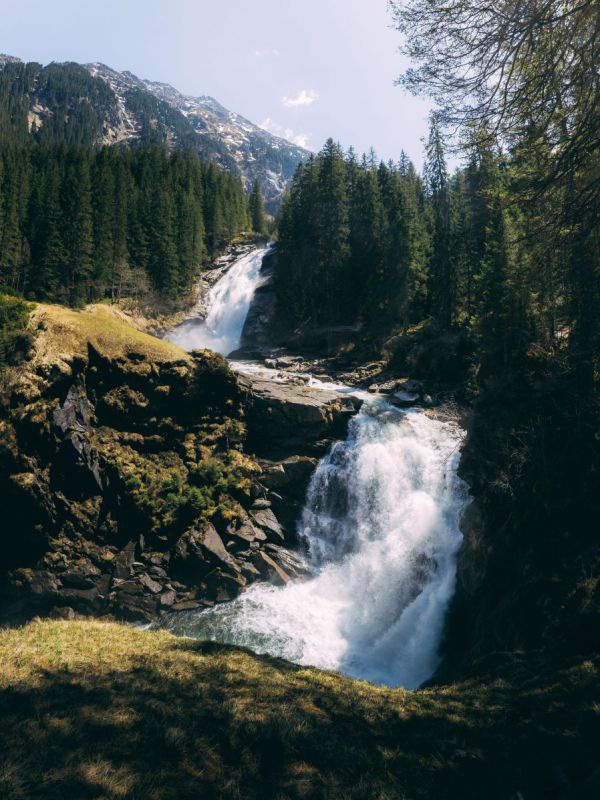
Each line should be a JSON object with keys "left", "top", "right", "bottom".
{"left": 165, "top": 397, "right": 469, "bottom": 689}
{"left": 164, "top": 246, "right": 268, "bottom": 356}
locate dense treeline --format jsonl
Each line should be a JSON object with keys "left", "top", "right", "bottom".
{"left": 0, "top": 143, "right": 252, "bottom": 305}
{"left": 275, "top": 119, "right": 599, "bottom": 392}
{"left": 0, "top": 60, "right": 117, "bottom": 147}
{"left": 276, "top": 142, "right": 428, "bottom": 334}
{"left": 388, "top": 0, "right": 600, "bottom": 388}
{"left": 0, "top": 57, "right": 304, "bottom": 215}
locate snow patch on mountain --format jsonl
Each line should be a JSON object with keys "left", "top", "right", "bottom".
{"left": 85, "top": 62, "right": 309, "bottom": 210}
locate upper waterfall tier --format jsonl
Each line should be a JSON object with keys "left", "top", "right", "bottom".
{"left": 165, "top": 247, "right": 268, "bottom": 356}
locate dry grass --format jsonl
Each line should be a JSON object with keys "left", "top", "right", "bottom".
{"left": 30, "top": 303, "right": 189, "bottom": 368}
{"left": 6, "top": 303, "right": 192, "bottom": 403}
{"left": 0, "top": 621, "right": 598, "bottom": 800}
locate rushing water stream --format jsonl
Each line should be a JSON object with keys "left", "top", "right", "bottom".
{"left": 165, "top": 247, "right": 469, "bottom": 688}
{"left": 164, "top": 246, "right": 268, "bottom": 356}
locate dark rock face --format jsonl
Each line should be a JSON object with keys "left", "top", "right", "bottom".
{"left": 0, "top": 339, "right": 315, "bottom": 625}
{"left": 438, "top": 376, "right": 600, "bottom": 681}
{"left": 237, "top": 248, "right": 276, "bottom": 355}
{"left": 239, "top": 372, "right": 362, "bottom": 458}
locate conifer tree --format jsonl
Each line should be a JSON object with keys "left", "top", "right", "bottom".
{"left": 64, "top": 151, "right": 94, "bottom": 305}
{"left": 250, "top": 179, "right": 268, "bottom": 235}
{"left": 424, "top": 117, "right": 453, "bottom": 328}
{"left": 315, "top": 139, "right": 350, "bottom": 323}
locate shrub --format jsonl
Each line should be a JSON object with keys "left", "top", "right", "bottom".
{"left": 0, "top": 293, "right": 33, "bottom": 371}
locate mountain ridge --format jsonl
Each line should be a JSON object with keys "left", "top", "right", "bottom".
{"left": 0, "top": 54, "right": 308, "bottom": 210}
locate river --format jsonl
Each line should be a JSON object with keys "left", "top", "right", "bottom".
{"left": 163, "top": 246, "right": 469, "bottom": 689}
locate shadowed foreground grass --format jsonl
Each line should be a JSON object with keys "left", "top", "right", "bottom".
{"left": 0, "top": 621, "right": 598, "bottom": 800}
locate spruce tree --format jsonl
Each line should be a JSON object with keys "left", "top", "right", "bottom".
{"left": 424, "top": 117, "right": 453, "bottom": 329}
{"left": 249, "top": 179, "right": 268, "bottom": 235}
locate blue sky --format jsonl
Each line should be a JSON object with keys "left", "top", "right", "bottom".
{"left": 3, "top": 0, "right": 434, "bottom": 166}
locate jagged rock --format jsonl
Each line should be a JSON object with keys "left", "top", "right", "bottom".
{"left": 114, "top": 543, "right": 137, "bottom": 580}
{"left": 139, "top": 573, "right": 163, "bottom": 594}
{"left": 144, "top": 551, "right": 171, "bottom": 567}
{"left": 250, "top": 508, "right": 285, "bottom": 542}
{"left": 149, "top": 566, "right": 168, "bottom": 578}
{"left": 0, "top": 299, "right": 338, "bottom": 626}
{"left": 252, "top": 551, "right": 291, "bottom": 586}
{"left": 240, "top": 562, "right": 261, "bottom": 578}
{"left": 172, "top": 600, "right": 202, "bottom": 612}
{"left": 175, "top": 524, "right": 241, "bottom": 574}
{"left": 114, "top": 592, "right": 159, "bottom": 622}
{"left": 159, "top": 589, "right": 177, "bottom": 607}
{"left": 205, "top": 568, "right": 247, "bottom": 602}
{"left": 60, "top": 571, "right": 98, "bottom": 590}
{"left": 227, "top": 516, "right": 265, "bottom": 543}
{"left": 251, "top": 498, "right": 272, "bottom": 510}
{"left": 275, "top": 356, "right": 305, "bottom": 370}
{"left": 264, "top": 544, "right": 307, "bottom": 580}
{"left": 241, "top": 372, "right": 361, "bottom": 456}
{"left": 52, "top": 383, "right": 103, "bottom": 493}
{"left": 261, "top": 455, "right": 318, "bottom": 498}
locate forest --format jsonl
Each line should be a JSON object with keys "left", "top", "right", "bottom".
{"left": 275, "top": 117, "right": 599, "bottom": 393}
{"left": 0, "top": 144, "right": 253, "bottom": 306}
{"left": 275, "top": 1, "right": 600, "bottom": 400}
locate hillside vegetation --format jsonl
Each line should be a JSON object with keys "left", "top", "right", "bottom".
{"left": 0, "top": 144, "right": 253, "bottom": 307}
{"left": 0, "top": 620, "right": 598, "bottom": 800}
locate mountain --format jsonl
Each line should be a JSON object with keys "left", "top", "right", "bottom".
{"left": 0, "top": 55, "right": 309, "bottom": 211}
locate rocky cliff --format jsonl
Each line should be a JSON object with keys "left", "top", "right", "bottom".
{"left": 439, "top": 371, "right": 600, "bottom": 681}
{"left": 0, "top": 304, "right": 358, "bottom": 625}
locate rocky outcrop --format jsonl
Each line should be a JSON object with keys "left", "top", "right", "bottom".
{"left": 0, "top": 304, "right": 311, "bottom": 625}
{"left": 237, "top": 247, "right": 276, "bottom": 355}
{"left": 239, "top": 371, "right": 362, "bottom": 457}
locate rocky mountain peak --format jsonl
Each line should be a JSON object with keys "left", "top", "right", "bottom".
{"left": 0, "top": 56, "right": 307, "bottom": 211}
{"left": 83, "top": 61, "right": 309, "bottom": 211}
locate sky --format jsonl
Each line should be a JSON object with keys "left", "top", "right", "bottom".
{"left": 2, "top": 0, "right": 434, "bottom": 167}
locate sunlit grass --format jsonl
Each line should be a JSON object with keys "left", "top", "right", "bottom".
{"left": 30, "top": 303, "right": 189, "bottom": 368}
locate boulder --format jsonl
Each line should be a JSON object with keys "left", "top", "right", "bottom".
{"left": 260, "top": 455, "right": 318, "bottom": 498}
{"left": 113, "top": 542, "right": 137, "bottom": 579}
{"left": 251, "top": 498, "right": 272, "bottom": 510}
{"left": 159, "top": 589, "right": 177, "bottom": 607}
{"left": 252, "top": 551, "right": 291, "bottom": 586}
{"left": 139, "top": 573, "right": 163, "bottom": 594}
{"left": 240, "top": 372, "right": 362, "bottom": 456}
{"left": 28, "top": 571, "right": 61, "bottom": 599}
{"left": 250, "top": 508, "right": 285, "bottom": 542}
{"left": 175, "top": 523, "right": 241, "bottom": 574}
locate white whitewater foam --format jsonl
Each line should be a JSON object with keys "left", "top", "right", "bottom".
{"left": 165, "top": 397, "right": 469, "bottom": 689}
{"left": 164, "top": 247, "right": 268, "bottom": 356}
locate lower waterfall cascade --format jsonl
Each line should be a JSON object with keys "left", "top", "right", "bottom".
{"left": 164, "top": 246, "right": 470, "bottom": 689}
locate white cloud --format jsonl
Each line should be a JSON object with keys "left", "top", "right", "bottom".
{"left": 281, "top": 89, "right": 319, "bottom": 108}
{"left": 260, "top": 118, "right": 313, "bottom": 150}
{"left": 254, "top": 48, "right": 280, "bottom": 58}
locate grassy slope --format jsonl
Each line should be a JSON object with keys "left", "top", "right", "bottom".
{"left": 0, "top": 621, "right": 598, "bottom": 800}
{"left": 30, "top": 303, "right": 190, "bottom": 364}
